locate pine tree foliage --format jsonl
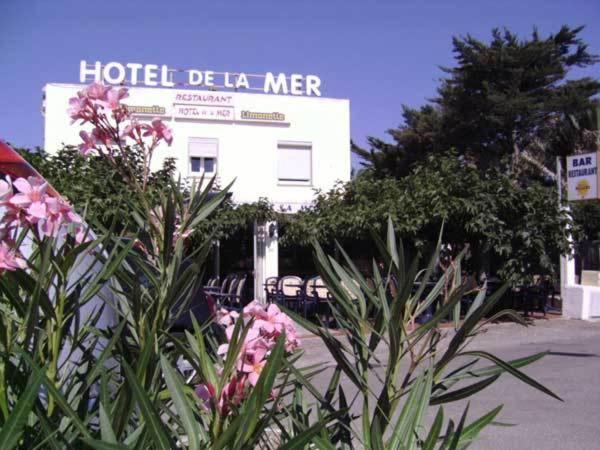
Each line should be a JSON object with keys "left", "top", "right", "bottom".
{"left": 355, "top": 25, "right": 600, "bottom": 178}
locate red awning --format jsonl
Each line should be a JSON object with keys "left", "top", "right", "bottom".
{"left": 0, "top": 140, "right": 59, "bottom": 197}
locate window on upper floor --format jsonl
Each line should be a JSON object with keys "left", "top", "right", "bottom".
{"left": 277, "top": 141, "right": 312, "bottom": 185}
{"left": 188, "top": 138, "right": 218, "bottom": 176}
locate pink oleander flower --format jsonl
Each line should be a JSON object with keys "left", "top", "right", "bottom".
{"left": 92, "top": 127, "right": 113, "bottom": 147}
{"left": 243, "top": 300, "right": 267, "bottom": 318}
{"left": 84, "top": 82, "right": 110, "bottom": 100}
{"left": 78, "top": 130, "right": 97, "bottom": 155}
{"left": 112, "top": 105, "right": 130, "bottom": 122}
{"left": 74, "top": 225, "right": 88, "bottom": 244}
{"left": 0, "top": 241, "right": 26, "bottom": 273}
{"left": 255, "top": 303, "right": 290, "bottom": 334}
{"left": 218, "top": 325, "right": 261, "bottom": 358}
{"left": 0, "top": 177, "right": 13, "bottom": 203}
{"left": 143, "top": 119, "right": 173, "bottom": 146}
{"left": 2, "top": 175, "right": 85, "bottom": 243}
{"left": 195, "top": 377, "right": 246, "bottom": 417}
{"left": 121, "top": 119, "right": 144, "bottom": 141}
{"left": 216, "top": 308, "right": 239, "bottom": 327}
{"left": 38, "top": 196, "right": 83, "bottom": 239}
{"left": 98, "top": 87, "right": 129, "bottom": 111}
{"left": 242, "top": 301, "right": 300, "bottom": 353}
{"left": 242, "top": 349, "right": 267, "bottom": 386}
{"left": 9, "top": 177, "right": 49, "bottom": 224}
{"left": 68, "top": 95, "right": 90, "bottom": 123}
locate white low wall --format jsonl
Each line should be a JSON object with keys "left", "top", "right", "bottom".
{"left": 563, "top": 284, "right": 600, "bottom": 320}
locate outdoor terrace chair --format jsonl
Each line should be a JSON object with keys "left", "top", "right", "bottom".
{"left": 277, "top": 275, "right": 304, "bottom": 313}
{"left": 217, "top": 276, "right": 247, "bottom": 310}
{"left": 307, "top": 276, "right": 336, "bottom": 326}
{"left": 264, "top": 276, "right": 279, "bottom": 304}
{"left": 212, "top": 275, "right": 240, "bottom": 307}
{"left": 215, "top": 274, "right": 237, "bottom": 295}
{"left": 203, "top": 277, "right": 220, "bottom": 292}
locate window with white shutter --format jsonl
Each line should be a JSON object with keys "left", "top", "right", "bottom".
{"left": 188, "top": 138, "right": 218, "bottom": 176}
{"left": 277, "top": 142, "right": 312, "bottom": 184}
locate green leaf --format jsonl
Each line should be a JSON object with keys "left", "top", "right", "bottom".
{"left": 430, "top": 374, "right": 501, "bottom": 405}
{"left": 81, "top": 439, "right": 129, "bottom": 450}
{"left": 458, "top": 351, "right": 562, "bottom": 401}
{"left": 422, "top": 407, "right": 444, "bottom": 450}
{"left": 19, "top": 352, "right": 92, "bottom": 439}
{"left": 99, "top": 402, "right": 118, "bottom": 443}
{"left": 458, "top": 405, "right": 503, "bottom": 447}
{"left": 0, "top": 369, "right": 45, "bottom": 450}
{"left": 160, "top": 354, "right": 204, "bottom": 450}
{"left": 122, "top": 361, "right": 174, "bottom": 450}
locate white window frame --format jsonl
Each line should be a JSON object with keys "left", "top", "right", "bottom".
{"left": 277, "top": 141, "right": 312, "bottom": 186}
{"left": 188, "top": 138, "right": 218, "bottom": 177}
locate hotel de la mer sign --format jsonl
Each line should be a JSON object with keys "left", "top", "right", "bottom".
{"left": 566, "top": 152, "right": 599, "bottom": 201}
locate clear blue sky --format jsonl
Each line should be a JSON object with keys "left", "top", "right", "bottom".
{"left": 2, "top": 0, "right": 599, "bottom": 167}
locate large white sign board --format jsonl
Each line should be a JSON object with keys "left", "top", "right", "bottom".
{"left": 567, "top": 152, "right": 598, "bottom": 201}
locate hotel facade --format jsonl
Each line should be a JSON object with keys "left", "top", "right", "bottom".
{"left": 42, "top": 62, "right": 351, "bottom": 300}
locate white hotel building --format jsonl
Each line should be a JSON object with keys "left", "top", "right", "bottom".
{"left": 42, "top": 68, "right": 350, "bottom": 300}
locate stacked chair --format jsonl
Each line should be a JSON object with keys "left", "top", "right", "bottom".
{"left": 203, "top": 274, "right": 250, "bottom": 311}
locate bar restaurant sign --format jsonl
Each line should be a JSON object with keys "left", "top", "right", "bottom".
{"left": 79, "top": 60, "right": 322, "bottom": 97}
{"left": 567, "top": 151, "right": 599, "bottom": 201}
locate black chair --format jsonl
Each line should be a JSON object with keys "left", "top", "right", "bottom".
{"left": 277, "top": 275, "right": 304, "bottom": 312}
{"left": 217, "top": 276, "right": 247, "bottom": 310}
{"left": 212, "top": 275, "right": 239, "bottom": 307}
{"left": 307, "top": 276, "right": 335, "bottom": 326}
{"left": 203, "top": 276, "right": 220, "bottom": 292}
{"left": 264, "top": 276, "right": 279, "bottom": 303}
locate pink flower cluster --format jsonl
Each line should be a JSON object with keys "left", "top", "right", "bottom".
{"left": 68, "top": 82, "right": 173, "bottom": 156}
{"left": 0, "top": 241, "right": 26, "bottom": 273}
{"left": 195, "top": 301, "right": 300, "bottom": 416}
{"left": 0, "top": 176, "right": 85, "bottom": 273}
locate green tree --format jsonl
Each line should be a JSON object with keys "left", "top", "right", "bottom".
{"left": 284, "top": 153, "right": 573, "bottom": 282}
{"left": 355, "top": 26, "right": 600, "bottom": 178}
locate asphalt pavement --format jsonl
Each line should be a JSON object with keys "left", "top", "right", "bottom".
{"left": 295, "top": 318, "right": 600, "bottom": 450}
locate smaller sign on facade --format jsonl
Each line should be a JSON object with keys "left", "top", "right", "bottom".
{"left": 567, "top": 151, "right": 599, "bottom": 201}
{"left": 240, "top": 111, "right": 286, "bottom": 122}
{"left": 126, "top": 105, "right": 167, "bottom": 116}
{"left": 173, "top": 104, "right": 234, "bottom": 121}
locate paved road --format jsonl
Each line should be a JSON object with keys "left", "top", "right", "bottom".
{"left": 296, "top": 318, "right": 600, "bottom": 450}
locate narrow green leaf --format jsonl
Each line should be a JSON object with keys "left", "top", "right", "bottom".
{"left": 99, "top": 402, "right": 117, "bottom": 443}
{"left": 0, "top": 369, "right": 45, "bottom": 450}
{"left": 122, "top": 361, "right": 173, "bottom": 450}
{"left": 458, "top": 405, "right": 503, "bottom": 446}
{"left": 81, "top": 439, "right": 128, "bottom": 450}
{"left": 430, "top": 374, "right": 500, "bottom": 405}
{"left": 459, "top": 351, "right": 562, "bottom": 401}
{"left": 160, "top": 354, "right": 203, "bottom": 450}
{"left": 422, "top": 407, "right": 444, "bottom": 450}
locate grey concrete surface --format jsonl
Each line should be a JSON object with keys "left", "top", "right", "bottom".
{"left": 295, "top": 318, "right": 600, "bottom": 450}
